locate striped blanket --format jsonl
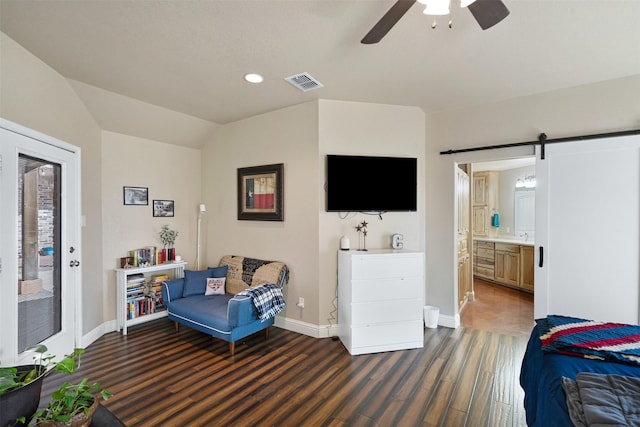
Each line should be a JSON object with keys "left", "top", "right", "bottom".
{"left": 237, "top": 283, "right": 286, "bottom": 322}
{"left": 537, "top": 315, "right": 640, "bottom": 365}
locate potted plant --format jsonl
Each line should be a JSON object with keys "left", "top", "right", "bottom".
{"left": 31, "top": 348, "right": 112, "bottom": 427}
{"left": 159, "top": 224, "right": 179, "bottom": 261}
{"left": 0, "top": 345, "right": 50, "bottom": 427}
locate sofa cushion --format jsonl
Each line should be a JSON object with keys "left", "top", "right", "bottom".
{"left": 182, "top": 266, "right": 228, "bottom": 297}
{"left": 205, "top": 277, "right": 226, "bottom": 295}
{"left": 218, "top": 255, "right": 289, "bottom": 295}
{"left": 168, "top": 294, "right": 235, "bottom": 333}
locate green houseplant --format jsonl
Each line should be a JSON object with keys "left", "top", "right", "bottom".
{"left": 0, "top": 345, "right": 51, "bottom": 426}
{"left": 31, "top": 348, "right": 112, "bottom": 427}
{"left": 159, "top": 224, "right": 179, "bottom": 261}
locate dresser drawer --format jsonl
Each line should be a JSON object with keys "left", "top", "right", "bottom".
{"left": 350, "top": 253, "right": 423, "bottom": 280}
{"left": 351, "top": 277, "right": 422, "bottom": 302}
{"left": 351, "top": 320, "right": 424, "bottom": 349}
{"left": 351, "top": 299, "right": 422, "bottom": 325}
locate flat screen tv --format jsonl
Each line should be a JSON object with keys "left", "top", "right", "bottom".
{"left": 326, "top": 154, "right": 417, "bottom": 212}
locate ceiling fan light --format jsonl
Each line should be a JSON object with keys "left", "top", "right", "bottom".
{"left": 460, "top": 0, "right": 476, "bottom": 7}
{"left": 423, "top": 0, "right": 450, "bottom": 16}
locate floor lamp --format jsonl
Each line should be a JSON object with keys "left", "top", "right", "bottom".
{"left": 196, "top": 203, "right": 206, "bottom": 270}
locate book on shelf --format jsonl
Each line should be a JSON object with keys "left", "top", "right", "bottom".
{"left": 127, "top": 247, "right": 158, "bottom": 268}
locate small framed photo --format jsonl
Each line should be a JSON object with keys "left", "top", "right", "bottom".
{"left": 123, "top": 186, "right": 148, "bottom": 205}
{"left": 237, "top": 163, "right": 284, "bottom": 221}
{"left": 153, "top": 200, "right": 175, "bottom": 217}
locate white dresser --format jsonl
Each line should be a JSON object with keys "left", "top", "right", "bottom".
{"left": 338, "top": 249, "right": 425, "bottom": 355}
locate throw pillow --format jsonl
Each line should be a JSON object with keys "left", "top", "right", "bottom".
{"left": 205, "top": 277, "right": 226, "bottom": 295}
{"left": 208, "top": 265, "right": 228, "bottom": 279}
{"left": 182, "top": 269, "right": 213, "bottom": 297}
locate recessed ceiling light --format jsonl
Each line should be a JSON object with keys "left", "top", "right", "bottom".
{"left": 244, "top": 73, "right": 264, "bottom": 84}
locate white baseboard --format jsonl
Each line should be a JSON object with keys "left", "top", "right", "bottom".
{"left": 437, "top": 313, "right": 460, "bottom": 329}
{"left": 274, "top": 316, "right": 338, "bottom": 339}
{"left": 81, "top": 319, "right": 117, "bottom": 349}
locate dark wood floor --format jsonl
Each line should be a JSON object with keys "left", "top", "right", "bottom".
{"left": 38, "top": 282, "right": 532, "bottom": 426}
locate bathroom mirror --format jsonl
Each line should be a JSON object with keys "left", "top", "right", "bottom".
{"left": 515, "top": 189, "right": 535, "bottom": 241}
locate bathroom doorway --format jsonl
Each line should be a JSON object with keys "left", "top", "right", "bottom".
{"left": 458, "top": 157, "right": 536, "bottom": 337}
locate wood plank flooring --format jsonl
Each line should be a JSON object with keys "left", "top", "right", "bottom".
{"left": 39, "top": 299, "right": 531, "bottom": 427}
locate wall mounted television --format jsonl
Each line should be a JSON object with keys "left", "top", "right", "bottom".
{"left": 325, "top": 154, "right": 417, "bottom": 212}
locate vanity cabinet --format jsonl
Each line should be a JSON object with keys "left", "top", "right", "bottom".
{"left": 338, "top": 250, "right": 424, "bottom": 355}
{"left": 473, "top": 241, "right": 495, "bottom": 280}
{"left": 472, "top": 172, "right": 498, "bottom": 237}
{"left": 520, "top": 246, "right": 535, "bottom": 291}
{"left": 494, "top": 243, "right": 520, "bottom": 287}
{"left": 474, "top": 240, "right": 534, "bottom": 293}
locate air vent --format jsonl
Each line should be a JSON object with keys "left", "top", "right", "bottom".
{"left": 284, "top": 73, "right": 324, "bottom": 92}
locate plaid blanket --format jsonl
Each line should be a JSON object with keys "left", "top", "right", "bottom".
{"left": 237, "top": 283, "right": 286, "bottom": 321}
{"left": 537, "top": 315, "right": 640, "bottom": 365}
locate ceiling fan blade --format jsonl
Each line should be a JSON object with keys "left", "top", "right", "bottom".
{"left": 361, "top": 0, "right": 417, "bottom": 44}
{"left": 467, "top": 0, "right": 510, "bottom": 30}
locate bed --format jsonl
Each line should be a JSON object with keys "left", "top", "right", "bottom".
{"left": 520, "top": 315, "right": 640, "bottom": 426}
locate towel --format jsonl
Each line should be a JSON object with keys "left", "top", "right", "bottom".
{"left": 237, "top": 283, "right": 286, "bottom": 321}
{"left": 492, "top": 213, "right": 500, "bottom": 227}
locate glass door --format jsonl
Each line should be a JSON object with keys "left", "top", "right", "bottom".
{"left": 0, "top": 120, "right": 81, "bottom": 365}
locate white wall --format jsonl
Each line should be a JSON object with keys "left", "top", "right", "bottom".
{"left": 0, "top": 32, "right": 105, "bottom": 335}
{"left": 426, "top": 74, "right": 640, "bottom": 325}
{"left": 101, "top": 131, "right": 202, "bottom": 320}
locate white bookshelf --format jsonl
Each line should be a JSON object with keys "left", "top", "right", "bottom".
{"left": 115, "top": 262, "right": 186, "bottom": 335}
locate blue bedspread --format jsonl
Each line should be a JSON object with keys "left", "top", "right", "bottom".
{"left": 520, "top": 324, "right": 640, "bottom": 427}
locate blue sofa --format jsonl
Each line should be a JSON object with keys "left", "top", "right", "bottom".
{"left": 162, "top": 255, "right": 289, "bottom": 355}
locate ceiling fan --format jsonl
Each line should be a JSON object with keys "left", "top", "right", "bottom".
{"left": 361, "top": 0, "right": 509, "bottom": 44}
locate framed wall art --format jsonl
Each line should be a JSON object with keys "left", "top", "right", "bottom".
{"left": 153, "top": 200, "right": 175, "bottom": 217}
{"left": 123, "top": 186, "right": 148, "bottom": 205}
{"left": 237, "top": 163, "right": 284, "bottom": 221}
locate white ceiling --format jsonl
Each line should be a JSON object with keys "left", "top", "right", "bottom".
{"left": 1, "top": 0, "right": 639, "bottom": 127}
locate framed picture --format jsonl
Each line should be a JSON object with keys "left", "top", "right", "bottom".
{"left": 237, "top": 163, "right": 284, "bottom": 221}
{"left": 123, "top": 186, "right": 148, "bottom": 205}
{"left": 153, "top": 200, "right": 175, "bottom": 217}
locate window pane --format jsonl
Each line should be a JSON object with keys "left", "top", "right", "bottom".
{"left": 18, "top": 155, "right": 61, "bottom": 352}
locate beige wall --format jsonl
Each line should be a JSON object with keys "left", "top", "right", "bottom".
{"left": 201, "top": 101, "right": 320, "bottom": 329}
{"left": 0, "top": 32, "right": 105, "bottom": 336}
{"left": 426, "top": 74, "right": 640, "bottom": 324}
{"left": 201, "top": 99, "right": 425, "bottom": 336}
{"left": 318, "top": 100, "right": 426, "bottom": 333}
{"left": 101, "top": 131, "right": 202, "bottom": 320}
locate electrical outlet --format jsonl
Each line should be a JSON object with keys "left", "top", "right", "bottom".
{"left": 297, "top": 297, "right": 305, "bottom": 309}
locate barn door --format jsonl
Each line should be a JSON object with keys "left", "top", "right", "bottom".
{"left": 535, "top": 134, "right": 640, "bottom": 323}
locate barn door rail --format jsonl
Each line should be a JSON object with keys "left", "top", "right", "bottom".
{"left": 439, "top": 129, "right": 640, "bottom": 159}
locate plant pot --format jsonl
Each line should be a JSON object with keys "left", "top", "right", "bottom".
{"left": 36, "top": 398, "right": 99, "bottom": 427}
{"left": 0, "top": 365, "right": 47, "bottom": 427}
{"left": 167, "top": 248, "right": 175, "bottom": 261}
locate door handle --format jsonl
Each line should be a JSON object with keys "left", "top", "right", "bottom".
{"left": 538, "top": 246, "right": 544, "bottom": 268}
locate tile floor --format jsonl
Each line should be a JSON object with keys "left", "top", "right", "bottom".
{"left": 461, "top": 278, "right": 535, "bottom": 339}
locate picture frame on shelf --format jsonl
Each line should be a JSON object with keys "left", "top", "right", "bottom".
{"left": 237, "top": 163, "right": 284, "bottom": 221}
{"left": 153, "top": 200, "right": 175, "bottom": 217}
{"left": 123, "top": 186, "right": 148, "bottom": 205}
